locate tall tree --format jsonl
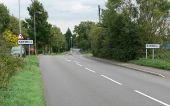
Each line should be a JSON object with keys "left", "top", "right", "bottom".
{"left": 26, "top": 0, "right": 51, "bottom": 53}
{"left": 65, "top": 28, "right": 72, "bottom": 51}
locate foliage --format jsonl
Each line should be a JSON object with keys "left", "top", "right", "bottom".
{"left": 8, "top": 16, "right": 28, "bottom": 37}
{"left": 74, "top": 21, "right": 95, "bottom": 51}
{"left": 51, "top": 26, "right": 66, "bottom": 53}
{"left": 65, "top": 28, "right": 72, "bottom": 51}
{"left": 0, "top": 3, "right": 10, "bottom": 54}
{"left": 74, "top": 0, "right": 170, "bottom": 62}
{"left": 0, "top": 54, "right": 23, "bottom": 88}
{"left": 135, "top": 0, "right": 170, "bottom": 44}
{"left": 3, "top": 30, "right": 18, "bottom": 47}
{"left": 0, "top": 56, "right": 45, "bottom": 106}
{"left": 0, "top": 3, "right": 10, "bottom": 34}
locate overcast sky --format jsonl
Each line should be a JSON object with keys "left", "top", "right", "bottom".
{"left": 0, "top": 0, "right": 106, "bottom": 33}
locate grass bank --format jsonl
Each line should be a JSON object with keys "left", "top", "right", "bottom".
{"left": 129, "top": 58, "right": 170, "bottom": 70}
{"left": 0, "top": 56, "right": 46, "bottom": 106}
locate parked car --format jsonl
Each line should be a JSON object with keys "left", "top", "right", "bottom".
{"left": 11, "top": 46, "right": 25, "bottom": 57}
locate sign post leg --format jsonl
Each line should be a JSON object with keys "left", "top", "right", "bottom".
{"left": 20, "top": 45, "right": 22, "bottom": 57}
{"left": 146, "top": 49, "right": 148, "bottom": 59}
{"left": 29, "top": 44, "right": 31, "bottom": 56}
{"left": 152, "top": 49, "right": 155, "bottom": 60}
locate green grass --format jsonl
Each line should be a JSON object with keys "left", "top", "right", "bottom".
{"left": 0, "top": 56, "right": 46, "bottom": 106}
{"left": 129, "top": 58, "right": 170, "bottom": 70}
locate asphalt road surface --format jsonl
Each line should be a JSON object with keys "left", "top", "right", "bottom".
{"left": 39, "top": 54, "right": 170, "bottom": 106}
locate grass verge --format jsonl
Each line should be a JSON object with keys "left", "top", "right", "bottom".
{"left": 0, "top": 56, "right": 46, "bottom": 106}
{"left": 129, "top": 58, "right": 170, "bottom": 70}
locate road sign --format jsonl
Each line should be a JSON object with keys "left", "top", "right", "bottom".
{"left": 145, "top": 44, "right": 160, "bottom": 60}
{"left": 18, "top": 34, "right": 24, "bottom": 39}
{"left": 146, "top": 44, "right": 160, "bottom": 49}
{"left": 18, "top": 40, "right": 33, "bottom": 45}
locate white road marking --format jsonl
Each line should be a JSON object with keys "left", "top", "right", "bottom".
{"left": 100, "top": 75, "right": 122, "bottom": 85}
{"left": 65, "top": 59, "right": 71, "bottom": 62}
{"left": 85, "top": 68, "right": 96, "bottom": 73}
{"left": 134, "top": 90, "right": 170, "bottom": 106}
{"left": 76, "top": 63, "right": 83, "bottom": 67}
{"left": 74, "top": 61, "right": 80, "bottom": 64}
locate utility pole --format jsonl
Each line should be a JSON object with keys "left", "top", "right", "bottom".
{"left": 34, "top": 13, "right": 37, "bottom": 55}
{"left": 18, "top": 0, "right": 23, "bottom": 57}
{"left": 98, "top": 5, "right": 101, "bottom": 23}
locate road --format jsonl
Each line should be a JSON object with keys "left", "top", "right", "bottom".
{"left": 39, "top": 54, "right": 170, "bottom": 106}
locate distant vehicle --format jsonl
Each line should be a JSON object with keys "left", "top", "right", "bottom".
{"left": 11, "top": 46, "right": 25, "bottom": 57}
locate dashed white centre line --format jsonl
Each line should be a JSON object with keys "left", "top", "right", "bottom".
{"left": 100, "top": 75, "right": 122, "bottom": 85}
{"left": 134, "top": 90, "right": 170, "bottom": 106}
{"left": 74, "top": 61, "right": 80, "bottom": 64}
{"left": 85, "top": 68, "right": 96, "bottom": 73}
{"left": 76, "top": 63, "right": 83, "bottom": 67}
{"left": 65, "top": 59, "right": 71, "bottom": 62}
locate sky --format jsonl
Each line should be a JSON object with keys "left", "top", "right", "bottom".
{"left": 0, "top": 0, "right": 106, "bottom": 33}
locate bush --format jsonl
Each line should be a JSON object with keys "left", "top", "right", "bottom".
{"left": 0, "top": 54, "right": 23, "bottom": 88}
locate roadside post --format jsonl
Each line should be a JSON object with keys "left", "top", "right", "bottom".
{"left": 146, "top": 44, "right": 160, "bottom": 60}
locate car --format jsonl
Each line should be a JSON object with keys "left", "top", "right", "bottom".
{"left": 11, "top": 46, "right": 25, "bottom": 57}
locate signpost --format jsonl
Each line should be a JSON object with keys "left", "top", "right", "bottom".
{"left": 17, "top": 34, "right": 33, "bottom": 57}
{"left": 18, "top": 40, "right": 33, "bottom": 45}
{"left": 145, "top": 44, "right": 160, "bottom": 59}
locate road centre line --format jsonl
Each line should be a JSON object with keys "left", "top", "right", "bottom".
{"left": 85, "top": 68, "right": 96, "bottom": 73}
{"left": 76, "top": 63, "right": 83, "bottom": 67}
{"left": 74, "top": 60, "right": 80, "bottom": 64}
{"left": 65, "top": 59, "right": 71, "bottom": 62}
{"left": 100, "top": 75, "right": 122, "bottom": 85}
{"left": 134, "top": 90, "right": 170, "bottom": 106}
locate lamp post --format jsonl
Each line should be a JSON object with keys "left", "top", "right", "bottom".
{"left": 18, "top": 0, "right": 23, "bottom": 57}
{"left": 70, "top": 36, "right": 73, "bottom": 53}
{"left": 33, "top": 11, "right": 42, "bottom": 55}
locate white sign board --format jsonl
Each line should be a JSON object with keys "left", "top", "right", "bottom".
{"left": 146, "top": 44, "right": 160, "bottom": 49}
{"left": 18, "top": 40, "right": 33, "bottom": 45}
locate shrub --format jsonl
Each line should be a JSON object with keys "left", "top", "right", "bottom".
{"left": 0, "top": 54, "right": 23, "bottom": 88}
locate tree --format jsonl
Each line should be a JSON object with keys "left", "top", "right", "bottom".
{"left": 26, "top": 0, "right": 51, "bottom": 53}
{"left": 51, "top": 26, "right": 65, "bottom": 53}
{"left": 0, "top": 3, "right": 10, "bottom": 34}
{"left": 0, "top": 3, "right": 10, "bottom": 53}
{"left": 3, "top": 30, "right": 18, "bottom": 47}
{"left": 8, "top": 16, "right": 28, "bottom": 37}
{"left": 96, "top": 0, "right": 142, "bottom": 61}
{"left": 135, "top": 0, "right": 170, "bottom": 44}
{"left": 65, "top": 28, "right": 72, "bottom": 51}
{"left": 74, "top": 21, "right": 95, "bottom": 51}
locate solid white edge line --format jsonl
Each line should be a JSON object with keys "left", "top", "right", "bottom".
{"left": 100, "top": 75, "right": 122, "bottom": 85}
{"left": 85, "top": 68, "right": 96, "bottom": 73}
{"left": 134, "top": 90, "right": 170, "bottom": 106}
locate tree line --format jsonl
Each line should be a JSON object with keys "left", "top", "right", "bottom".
{"left": 74, "top": 0, "right": 170, "bottom": 61}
